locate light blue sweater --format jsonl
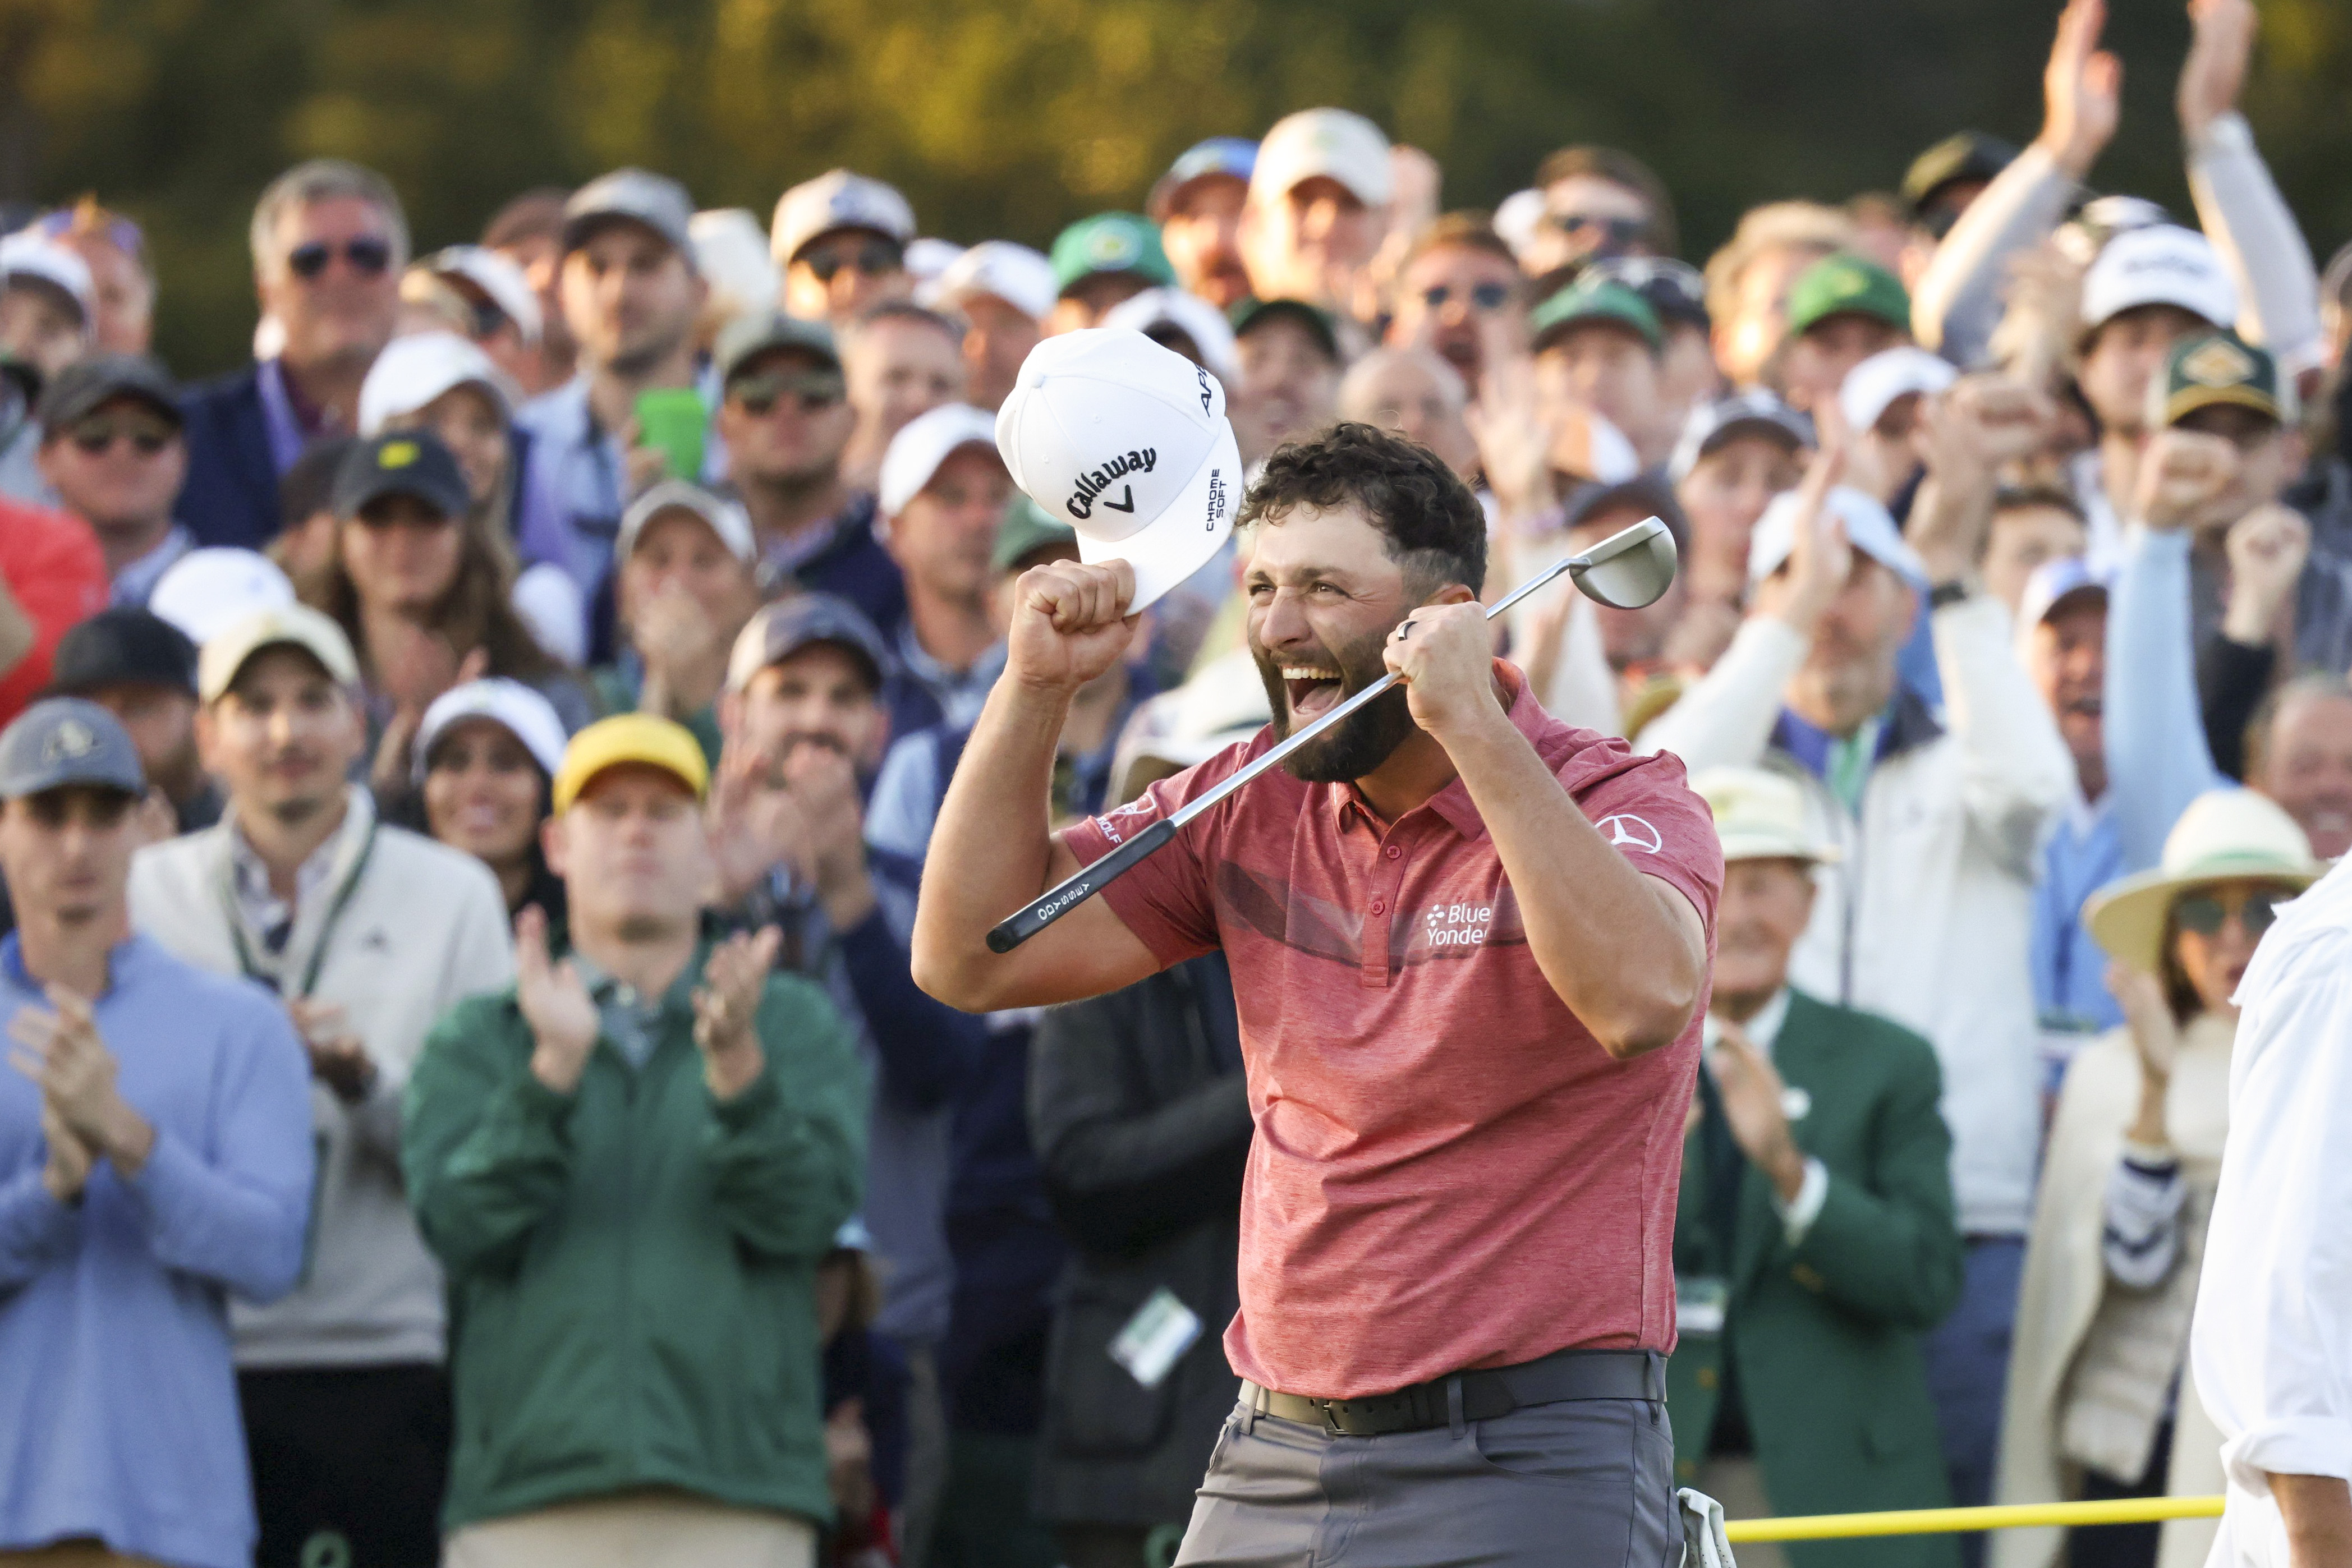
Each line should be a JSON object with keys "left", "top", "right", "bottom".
{"left": 0, "top": 933, "right": 313, "bottom": 1568}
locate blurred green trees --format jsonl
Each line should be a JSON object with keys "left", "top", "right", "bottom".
{"left": 2, "top": 0, "right": 2344, "bottom": 378}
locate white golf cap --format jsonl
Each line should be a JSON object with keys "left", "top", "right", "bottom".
{"left": 149, "top": 548, "right": 297, "bottom": 648}
{"left": 1492, "top": 188, "right": 1547, "bottom": 263}
{"left": 419, "top": 245, "right": 542, "bottom": 344}
{"left": 904, "top": 237, "right": 966, "bottom": 285}
{"left": 1099, "top": 287, "right": 1242, "bottom": 384}
{"left": 879, "top": 403, "right": 1003, "bottom": 519}
{"left": 995, "top": 328, "right": 1242, "bottom": 615}
{"left": 925, "top": 240, "right": 1056, "bottom": 324}
{"left": 771, "top": 170, "right": 917, "bottom": 265}
{"left": 1690, "top": 765, "right": 1841, "bottom": 865}
{"left": 359, "top": 330, "right": 517, "bottom": 436}
{"left": 688, "top": 209, "right": 784, "bottom": 325}
{"left": 0, "top": 232, "right": 95, "bottom": 327}
{"left": 617, "top": 480, "right": 757, "bottom": 564}
{"left": 1748, "top": 484, "right": 1926, "bottom": 588}
{"left": 2082, "top": 224, "right": 2238, "bottom": 333}
{"left": 196, "top": 603, "right": 360, "bottom": 703}
{"left": 414, "top": 676, "right": 570, "bottom": 784}
{"left": 1250, "top": 108, "right": 1394, "bottom": 209}
{"left": 1839, "top": 346, "right": 1958, "bottom": 435}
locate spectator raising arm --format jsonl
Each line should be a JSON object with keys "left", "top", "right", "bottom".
{"left": 2178, "top": 0, "right": 2325, "bottom": 379}
{"left": 2200, "top": 505, "right": 2312, "bottom": 779}
{"left": 1911, "top": 0, "right": 2117, "bottom": 362}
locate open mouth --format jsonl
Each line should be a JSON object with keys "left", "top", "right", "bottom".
{"left": 1282, "top": 666, "right": 1345, "bottom": 721}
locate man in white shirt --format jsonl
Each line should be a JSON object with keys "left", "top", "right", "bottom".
{"left": 2191, "top": 857, "right": 2352, "bottom": 1568}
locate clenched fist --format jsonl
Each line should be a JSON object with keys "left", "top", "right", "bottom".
{"left": 1007, "top": 560, "right": 1138, "bottom": 697}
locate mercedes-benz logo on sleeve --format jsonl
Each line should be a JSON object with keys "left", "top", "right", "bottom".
{"left": 1598, "top": 813, "right": 1664, "bottom": 853}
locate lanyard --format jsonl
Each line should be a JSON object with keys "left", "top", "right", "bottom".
{"left": 220, "top": 824, "right": 379, "bottom": 1000}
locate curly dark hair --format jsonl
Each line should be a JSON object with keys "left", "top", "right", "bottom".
{"left": 1237, "top": 421, "right": 1487, "bottom": 595}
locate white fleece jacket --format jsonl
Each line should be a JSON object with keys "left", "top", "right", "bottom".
{"left": 128, "top": 787, "right": 515, "bottom": 1368}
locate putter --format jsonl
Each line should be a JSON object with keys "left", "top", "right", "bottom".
{"left": 985, "top": 516, "right": 1678, "bottom": 954}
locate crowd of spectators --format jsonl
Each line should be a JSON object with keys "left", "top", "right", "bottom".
{"left": 0, "top": 0, "right": 2348, "bottom": 1562}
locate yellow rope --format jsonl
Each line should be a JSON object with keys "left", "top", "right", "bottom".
{"left": 1723, "top": 1496, "right": 2226, "bottom": 1542}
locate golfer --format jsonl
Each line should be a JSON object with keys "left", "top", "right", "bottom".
{"left": 913, "top": 331, "right": 1721, "bottom": 1566}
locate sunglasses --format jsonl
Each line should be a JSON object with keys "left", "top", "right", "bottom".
{"left": 1546, "top": 213, "right": 1648, "bottom": 246}
{"left": 800, "top": 240, "right": 902, "bottom": 284}
{"left": 68, "top": 415, "right": 175, "bottom": 456}
{"left": 2173, "top": 888, "right": 2290, "bottom": 937}
{"left": 287, "top": 237, "right": 394, "bottom": 281}
{"left": 1420, "top": 281, "right": 1513, "bottom": 312}
{"left": 730, "top": 369, "right": 847, "bottom": 415}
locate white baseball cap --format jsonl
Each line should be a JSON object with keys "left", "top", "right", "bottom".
{"left": 688, "top": 209, "right": 784, "bottom": 325}
{"left": 617, "top": 480, "right": 757, "bottom": 563}
{"left": 359, "top": 330, "right": 518, "bottom": 436}
{"left": 1099, "top": 287, "right": 1241, "bottom": 385}
{"left": 879, "top": 403, "right": 1003, "bottom": 519}
{"left": 995, "top": 328, "right": 1242, "bottom": 615}
{"left": 1492, "top": 188, "right": 1547, "bottom": 263}
{"left": 0, "top": 233, "right": 95, "bottom": 327}
{"left": 2081, "top": 224, "right": 2239, "bottom": 334}
{"left": 1748, "top": 485, "right": 1926, "bottom": 588}
{"left": 771, "top": 170, "right": 917, "bottom": 265}
{"left": 419, "top": 245, "right": 542, "bottom": 344}
{"left": 1250, "top": 108, "right": 1394, "bottom": 209}
{"left": 150, "top": 548, "right": 298, "bottom": 648}
{"left": 196, "top": 603, "right": 360, "bottom": 703}
{"left": 924, "top": 240, "right": 1057, "bottom": 325}
{"left": 905, "top": 238, "right": 966, "bottom": 285}
{"left": 414, "top": 677, "right": 570, "bottom": 784}
{"left": 1839, "top": 346, "right": 1958, "bottom": 435}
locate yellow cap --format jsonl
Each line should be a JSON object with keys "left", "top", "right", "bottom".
{"left": 551, "top": 713, "right": 710, "bottom": 813}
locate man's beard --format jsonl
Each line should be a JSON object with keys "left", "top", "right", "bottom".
{"left": 1252, "top": 624, "right": 1419, "bottom": 784}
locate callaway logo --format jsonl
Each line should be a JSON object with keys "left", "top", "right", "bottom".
{"left": 1197, "top": 366, "right": 1213, "bottom": 413}
{"left": 1066, "top": 449, "right": 1157, "bottom": 520}
{"left": 1598, "top": 813, "right": 1664, "bottom": 852}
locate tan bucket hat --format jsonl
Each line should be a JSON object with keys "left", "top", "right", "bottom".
{"left": 2086, "top": 788, "right": 2324, "bottom": 973}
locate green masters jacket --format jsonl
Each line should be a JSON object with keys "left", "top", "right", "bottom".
{"left": 402, "top": 940, "right": 867, "bottom": 1533}
{"left": 1669, "top": 988, "right": 1964, "bottom": 1568}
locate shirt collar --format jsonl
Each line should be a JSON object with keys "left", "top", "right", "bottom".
{"left": 1325, "top": 660, "right": 1541, "bottom": 843}
{"left": 112, "top": 524, "right": 194, "bottom": 608}
{"left": 1704, "top": 987, "right": 1791, "bottom": 1056}
{"left": 2, "top": 931, "right": 143, "bottom": 998}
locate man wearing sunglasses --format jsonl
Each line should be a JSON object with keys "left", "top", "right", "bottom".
{"left": 1384, "top": 213, "right": 1527, "bottom": 399}
{"left": 35, "top": 355, "right": 192, "bottom": 609}
{"left": 772, "top": 169, "right": 917, "bottom": 332}
{"left": 714, "top": 312, "right": 908, "bottom": 643}
{"left": 1519, "top": 146, "right": 1678, "bottom": 277}
{"left": 177, "top": 159, "right": 407, "bottom": 553}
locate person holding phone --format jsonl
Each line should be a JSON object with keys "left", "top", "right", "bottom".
{"left": 512, "top": 168, "right": 715, "bottom": 612}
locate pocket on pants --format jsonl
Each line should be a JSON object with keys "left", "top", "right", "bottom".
{"left": 1469, "top": 1398, "right": 1644, "bottom": 1491}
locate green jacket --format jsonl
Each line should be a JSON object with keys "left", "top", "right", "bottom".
{"left": 402, "top": 940, "right": 867, "bottom": 1532}
{"left": 1669, "top": 989, "right": 1963, "bottom": 1568}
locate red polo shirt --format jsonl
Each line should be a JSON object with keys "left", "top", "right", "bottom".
{"left": 1063, "top": 662, "right": 1721, "bottom": 1398}
{"left": 0, "top": 498, "right": 107, "bottom": 726}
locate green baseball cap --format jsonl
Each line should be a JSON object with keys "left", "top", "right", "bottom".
{"left": 1529, "top": 278, "right": 1662, "bottom": 353}
{"left": 1785, "top": 253, "right": 1911, "bottom": 338}
{"left": 2152, "top": 330, "right": 2284, "bottom": 429}
{"left": 992, "top": 495, "right": 1079, "bottom": 574}
{"left": 1050, "top": 213, "right": 1175, "bottom": 296}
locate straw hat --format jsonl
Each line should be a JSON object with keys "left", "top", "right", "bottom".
{"left": 1690, "top": 766, "right": 1841, "bottom": 865}
{"left": 2085, "top": 789, "right": 2324, "bottom": 972}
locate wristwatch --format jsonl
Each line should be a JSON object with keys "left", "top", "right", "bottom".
{"left": 1928, "top": 579, "right": 1974, "bottom": 610}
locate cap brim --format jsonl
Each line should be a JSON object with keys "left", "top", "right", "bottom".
{"left": 2086, "top": 863, "right": 2322, "bottom": 972}
{"left": 1074, "top": 420, "right": 1241, "bottom": 617}
{"left": 1717, "top": 830, "right": 1840, "bottom": 866}
{"left": 2163, "top": 386, "right": 2281, "bottom": 427}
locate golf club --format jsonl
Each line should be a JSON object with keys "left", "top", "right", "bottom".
{"left": 984, "top": 516, "right": 1679, "bottom": 954}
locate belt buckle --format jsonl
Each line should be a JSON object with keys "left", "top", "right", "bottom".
{"left": 1309, "top": 1398, "right": 1349, "bottom": 1436}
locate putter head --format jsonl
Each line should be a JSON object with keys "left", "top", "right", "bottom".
{"left": 1569, "top": 516, "right": 1678, "bottom": 610}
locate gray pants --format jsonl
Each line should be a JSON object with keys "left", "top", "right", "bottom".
{"left": 1174, "top": 1396, "right": 1681, "bottom": 1567}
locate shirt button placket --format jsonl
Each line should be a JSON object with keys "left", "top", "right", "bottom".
{"left": 1361, "top": 833, "right": 1408, "bottom": 987}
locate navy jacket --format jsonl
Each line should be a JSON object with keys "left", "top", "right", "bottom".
{"left": 175, "top": 365, "right": 280, "bottom": 550}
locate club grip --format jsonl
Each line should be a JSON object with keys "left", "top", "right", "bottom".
{"left": 986, "top": 817, "right": 1178, "bottom": 953}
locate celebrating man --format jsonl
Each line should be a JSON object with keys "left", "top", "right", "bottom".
{"left": 914, "top": 346, "right": 1719, "bottom": 1563}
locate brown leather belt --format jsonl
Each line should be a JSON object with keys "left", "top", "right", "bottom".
{"left": 1241, "top": 1346, "right": 1665, "bottom": 1437}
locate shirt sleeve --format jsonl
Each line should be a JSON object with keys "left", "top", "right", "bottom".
{"left": 1058, "top": 741, "right": 1258, "bottom": 969}
{"left": 0, "top": 508, "right": 109, "bottom": 725}
{"left": 1569, "top": 742, "right": 1726, "bottom": 941}
{"left": 2192, "top": 955, "right": 2352, "bottom": 1492}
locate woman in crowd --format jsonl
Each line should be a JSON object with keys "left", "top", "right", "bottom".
{"left": 412, "top": 676, "right": 568, "bottom": 925}
{"left": 357, "top": 329, "right": 587, "bottom": 666}
{"left": 1996, "top": 789, "right": 2326, "bottom": 1568}
{"left": 308, "top": 429, "right": 592, "bottom": 802}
